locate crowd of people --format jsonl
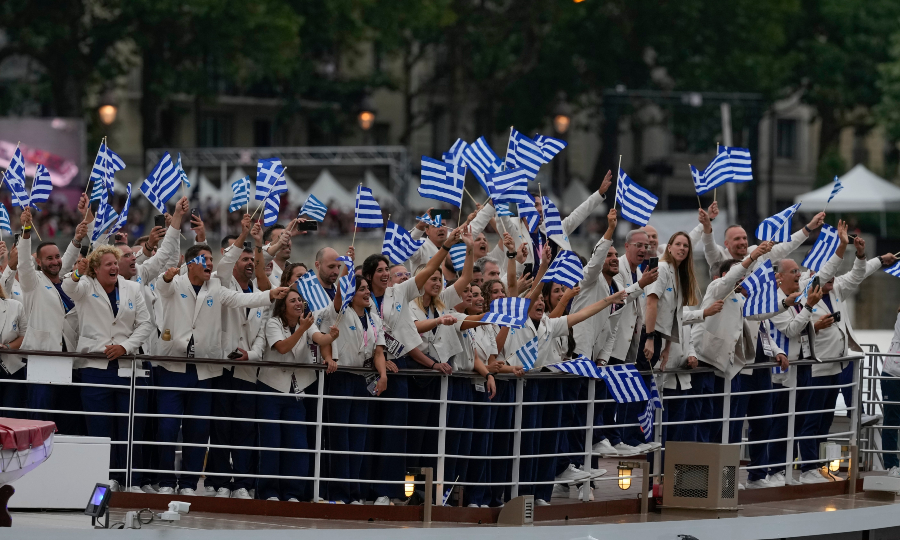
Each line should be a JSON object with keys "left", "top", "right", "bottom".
{"left": 0, "top": 171, "right": 896, "bottom": 507}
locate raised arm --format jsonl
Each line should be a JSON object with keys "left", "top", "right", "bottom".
{"left": 549, "top": 286, "right": 579, "bottom": 318}
{"left": 526, "top": 244, "right": 552, "bottom": 305}
{"left": 566, "top": 289, "right": 628, "bottom": 327}
{"left": 414, "top": 225, "right": 461, "bottom": 290}
{"left": 561, "top": 170, "right": 610, "bottom": 235}
{"left": 452, "top": 228, "right": 475, "bottom": 297}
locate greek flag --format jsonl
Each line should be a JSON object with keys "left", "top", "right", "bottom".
{"left": 718, "top": 146, "right": 753, "bottom": 182}
{"left": 884, "top": 260, "right": 900, "bottom": 278}
{"left": 299, "top": 194, "right": 328, "bottom": 222}
{"left": 755, "top": 202, "right": 801, "bottom": 243}
{"left": 262, "top": 192, "right": 281, "bottom": 227}
{"left": 741, "top": 259, "right": 779, "bottom": 316}
{"left": 615, "top": 167, "right": 658, "bottom": 227}
{"left": 419, "top": 156, "right": 465, "bottom": 208}
{"left": 545, "top": 355, "right": 602, "bottom": 378}
{"left": 140, "top": 174, "right": 165, "bottom": 214}
{"left": 495, "top": 202, "right": 514, "bottom": 217}
{"left": 515, "top": 337, "right": 539, "bottom": 371}
{"left": 354, "top": 185, "right": 383, "bottom": 228}
{"left": 802, "top": 224, "right": 839, "bottom": 272}
{"left": 89, "top": 142, "right": 124, "bottom": 201}
{"left": 448, "top": 243, "right": 466, "bottom": 272}
{"left": 109, "top": 183, "right": 132, "bottom": 235}
{"left": 229, "top": 176, "right": 250, "bottom": 213}
{"left": 175, "top": 153, "right": 190, "bottom": 188}
{"left": 147, "top": 152, "right": 181, "bottom": 205}
{"left": 91, "top": 200, "right": 118, "bottom": 243}
{"left": 690, "top": 151, "right": 732, "bottom": 196}
{"left": 443, "top": 138, "right": 468, "bottom": 166}
{"left": 0, "top": 203, "right": 11, "bottom": 234}
{"left": 505, "top": 128, "right": 543, "bottom": 180}
{"left": 533, "top": 134, "right": 567, "bottom": 163}
{"left": 518, "top": 200, "right": 540, "bottom": 233}
{"left": 4, "top": 148, "right": 29, "bottom": 208}
{"left": 541, "top": 196, "right": 565, "bottom": 238}
{"left": 827, "top": 175, "right": 844, "bottom": 203}
{"left": 187, "top": 253, "right": 208, "bottom": 269}
{"left": 599, "top": 364, "right": 650, "bottom": 403}
{"left": 382, "top": 221, "right": 425, "bottom": 265}
{"left": 540, "top": 250, "right": 584, "bottom": 288}
{"left": 481, "top": 297, "right": 530, "bottom": 328}
{"left": 461, "top": 136, "right": 502, "bottom": 194}
{"left": 255, "top": 158, "right": 286, "bottom": 201}
{"left": 296, "top": 272, "right": 331, "bottom": 313}
{"left": 486, "top": 168, "right": 530, "bottom": 205}
{"left": 337, "top": 256, "right": 355, "bottom": 312}
{"left": 416, "top": 213, "right": 441, "bottom": 228}
{"left": 769, "top": 321, "right": 790, "bottom": 374}
{"left": 638, "top": 376, "right": 662, "bottom": 441}
{"left": 30, "top": 164, "right": 53, "bottom": 208}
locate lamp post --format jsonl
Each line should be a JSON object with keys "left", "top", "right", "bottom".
{"left": 358, "top": 95, "right": 376, "bottom": 144}
{"left": 552, "top": 94, "right": 572, "bottom": 197}
{"left": 98, "top": 90, "right": 118, "bottom": 126}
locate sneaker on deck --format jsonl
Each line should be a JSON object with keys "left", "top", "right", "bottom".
{"left": 534, "top": 498, "right": 550, "bottom": 506}
{"left": 745, "top": 478, "right": 772, "bottom": 489}
{"left": 202, "top": 485, "right": 216, "bottom": 497}
{"left": 767, "top": 472, "right": 786, "bottom": 487}
{"left": 374, "top": 496, "right": 393, "bottom": 506}
{"left": 179, "top": 488, "right": 198, "bottom": 496}
{"left": 232, "top": 488, "right": 252, "bottom": 499}
{"left": 799, "top": 470, "right": 829, "bottom": 484}
{"left": 157, "top": 487, "right": 176, "bottom": 495}
{"left": 555, "top": 464, "right": 591, "bottom": 483}
{"left": 613, "top": 442, "right": 640, "bottom": 456}
{"left": 592, "top": 438, "right": 618, "bottom": 457}
{"left": 215, "top": 487, "right": 232, "bottom": 498}
{"left": 141, "top": 485, "right": 158, "bottom": 494}
{"left": 888, "top": 466, "right": 900, "bottom": 478}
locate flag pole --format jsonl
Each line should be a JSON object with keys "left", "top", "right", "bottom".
{"left": 351, "top": 182, "right": 361, "bottom": 248}
{"left": 714, "top": 142, "right": 719, "bottom": 203}
{"left": 614, "top": 155, "right": 622, "bottom": 213}
{"left": 690, "top": 164, "right": 703, "bottom": 209}
{"left": 464, "top": 187, "right": 479, "bottom": 206}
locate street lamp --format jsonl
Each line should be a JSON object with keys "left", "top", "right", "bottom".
{"left": 358, "top": 96, "right": 376, "bottom": 131}
{"left": 98, "top": 90, "right": 118, "bottom": 125}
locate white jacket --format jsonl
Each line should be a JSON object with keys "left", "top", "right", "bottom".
{"left": 216, "top": 247, "right": 268, "bottom": 384}
{"left": 18, "top": 236, "right": 79, "bottom": 354}
{"left": 406, "top": 234, "right": 440, "bottom": 273}
{"left": 664, "top": 308, "right": 703, "bottom": 390}
{"left": 644, "top": 261, "right": 685, "bottom": 342}
{"left": 572, "top": 237, "right": 620, "bottom": 362}
{"left": 132, "top": 226, "right": 181, "bottom": 355}
{"left": 410, "top": 286, "right": 464, "bottom": 363}
{"left": 154, "top": 246, "right": 273, "bottom": 380}
{"left": 770, "top": 287, "right": 818, "bottom": 387}
{"left": 504, "top": 314, "right": 569, "bottom": 370}
{"left": 258, "top": 317, "right": 320, "bottom": 394}
{"left": 1, "top": 266, "right": 22, "bottom": 301}
{"left": 370, "top": 277, "right": 425, "bottom": 359}
{"left": 703, "top": 228, "right": 809, "bottom": 271}
{"left": 608, "top": 255, "right": 646, "bottom": 362}
{"left": 332, "top": 306, "right": 385, "bottom": 370}
{"left": 62, "top": 275, "right": 153, "bottom": 370}
{"left": 0, "top": 299, "right": 27, "bottom": 374}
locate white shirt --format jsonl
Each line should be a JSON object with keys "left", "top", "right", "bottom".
{"left": 0, "top": 299, "right": 27, "bottom": 374}
{"left": 504, "top": 315, "right": 569, "bottom": 370}
{"left": 259, "top": 317, "right": 320, "bottom": 394}
{"left": 410, "top": 286, "right": 464, "bottom": 363}
{"left": 333, "top": 306, "right": 385, "bottom": 369}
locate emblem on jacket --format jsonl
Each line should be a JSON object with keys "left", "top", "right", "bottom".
{"left": 206, "top": 295, "right": 214, "bottom": 307}
{"left": 136, "top": 276, "right": 142, "bottom": 283}
{"left": 180, "top": 294, "right": 188, "bottom": 298}
{"left": 349, "top": 325, "right": 356, "bottom": 331}
{"left": 92, "top": 294, "right": 100, "bottom": 298}
{"left": 128, "top": 301, "right": 134, "bottom": 310}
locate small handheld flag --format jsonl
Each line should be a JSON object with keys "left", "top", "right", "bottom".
{"left": 540, "top": 250, "right": 584, "bottom": 289}
{"left": 140, "top": 175, "right": 165, "bottom": 214}
{"left": 801, "top": 224, "right": 839, "bottom": 272}
{"left": 741, "top": 260, "right": 779, "bottom": 317}
{"left": 176, "top": 153, "right": 191, "bottom": 188}
{"left": 147, "top": 152, "right": 181, "bottom": 205}
{"left": 481, "top": 297, "right": 530, "bottom": 328}
{"left": 109, "top": 183, "right": 132, "bottom": 235}
{"left": 91, "top": 201, "right": 119, "bottom": 243}
{"left": 505, "top": 128, "right": 543, "bottom": 180}
{"left": 755, "top": 202, "right": 801, "bottom": 243}
{"left": 599, "top": 364, "right": 650, "bottom": 403}
{"left": 0, "top": 203, "right": 11, "bottom": 235}
{"left": 825, "top": 175, "right": 844, "bottom": 211}
{"left": 4, "top": 148, "right": 30, "bottom": 208}
{"left": 186, "top": 254, "right": 208, "bottom": 269}
{"left": 615, "top": 168, "right": 658, "bottom": 227}
{"left": 495, "top": 203, "right": 514, "bottom": 217}
{"left": 255, "top": 158, "right": 286, "bottom": 202}
{"left": 416, "top": 213, "right": 441, "bottom": 228}
{"left": 443, "top": 138, "right": 469, "bottom": 166}
{"left": 533, "top": 134, "right": 567, "bottom": 163}
{"left": 486, "top": 168, "right": 530, "bottom": 205}
{"left": 690, "top": 151, "right": 732, "bottom": 196}
{"left": 545, "top": 355, "right": 602, "bottom": 378}
{"left": 448, "top": 243, "right": 466, "bottom": 272}
{"left": 30, "top": 164, "right": 53, "bottom": 209}
{"left": 461, "top": 136, "right": 502, "bottom": 193}
{"left": 638, "top": 376, "right": 662, "bottom": 441}
{"left": 382, "top": 221, "right": 425, "bottom": 265}
{"left": 884, "top": 260, "right": 900, "bottom": 278}
{"left": 419, "top": 156, "right": 466, "bottom": 208}
{"left": 514, "top": 336, "right": 539, "bottom": 371}
{"left": 354, "top": 185, "right": 383, "bottom": 228}
{"left": 718, "top": 146, "right": 753, "bottom": 182}
{"left": 229, "top": 176, "right": 251, "bottom": 213}
{"left": 299, "top": 194, "right": 328, "bottom": 222}
{"left": 296, "top": 272, "right": 331, "bottom": 313}
{"left": 337, "top": 255, "right": 355, "bottom": 312}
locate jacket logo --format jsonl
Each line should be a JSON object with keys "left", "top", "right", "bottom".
{"left": 349, "top": 325, "right": 356, "bottom": 331}
{"left": 150, "top": 283, "right": 155, "bottom": 291}
{"left": 396, "top": 304, "right": 402, "bottom": 312}
{"left": 136, "top": 276, "right": 142, "bottom": 283}
{"left": 732, "top": 298, "right": 739, "bottom": 302}
{"left": 666, "top": 287, "right": 673, "bottom": 292}
{"left": 128, "top": 301, "right": 134, "bottom": 310}
{"left": 45, "top": 286, "right": 52, "bottom": 290}
{"left": 180, "top": 293, "right": 188, "bottom": 298}
{"left": 13, "top": 292, "right": 19, "bottom": 296}
{"left": 206, "top": 295, "right": 214, "bottom": 307}
{"left": 11, "top": 322, "right": 16, "bottom": 331}
{"left": 256, "top": 311, "right": 261, "bottom": 318}
{"left": 92, "top": 294, "right": 100, "bottom": 298}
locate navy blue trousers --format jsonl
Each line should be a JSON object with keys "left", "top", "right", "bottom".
{"left": 365, "top": 356, "right": 411, "bottom": 500}
{"left": 768, "top": 364, "right": 812, "bottom": 475}
{"left": 733, "top": 369, "right": 773, "bottom": 481}
{"left": 445, "top": 377, "right": 473, "bottom": 489}
{"left": 207, "top": 369, "right": 257, "bottom": 491}
{"left": 882, "top": 374, "right": 900, "bottom": 469}
{"left": 81, "top": 362, "right": 149, "bottom": 487}
{"left": 0, "top": 367, "right": 26, "bottom": 419}
{"left": 801, "top": 373, "right": 841, "bottom": 472}
{"left": 557, "top": 378, "right": 585, "bottom": 472}
{"left": 156, "top": 365, "right": 213, "bottom": 490}
{"left": 256, "top": 381, "right": 311, "bottom": 501}
{"left": 325, "top": 372, "right": 368, "bottom": 503}
{"left": 465, "top": 383, "right": 493, "bottom": 507}
{"left": 490, "top": 380, "right": 514, "bottom": 506}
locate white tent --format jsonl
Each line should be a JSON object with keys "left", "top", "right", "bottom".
{"left": 793, "top": 164, "right": 900, "bottom": 235}
{"left": 364, "top": 169, "right": 401, "bottom": 209}
{"left": 226, "top": 167, "right": 249, "bottom": 190}
{"left": 561, "top": 178, "right": 606, "bottom": 215}
{"left": 404, "top": 180, "right": 436, "bottom": 212}
{"left": 307, "top": 169, "right": 353, "bottom": 210}
{"left": 282, "top": 171, "right": 307, "bottom": 204}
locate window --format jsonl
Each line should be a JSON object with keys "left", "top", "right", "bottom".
{"left": 776, "top": 118, "right": 797, "bottom": 159}
{"left": 198, "top": 114, "right": 233, "bottom": 147}
{"left": 254, "top": 119, "right": 273, "bottom": 147}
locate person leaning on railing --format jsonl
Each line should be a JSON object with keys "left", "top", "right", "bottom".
{"left": 65, "top": 246, "right": 154, "bottom": 493}
{"left": 256, "top": 286, "right": 338, "bottom": 503}
{"left": 882, "top": 305, "right": 900, "bottom": 477}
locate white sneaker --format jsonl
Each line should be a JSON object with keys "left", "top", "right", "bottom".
{"left": 613, "top": 442, "right": 640, "bottom": 456}
{"left": 231, "top": 488, "right": 252, "bottom": 500}
{"left": 552, "top": 483, "right": 569, "bottom": 499}
{"left": 800, "top": 470, "right": 829, "bottom": 484}
{"left": 585, "top": 467, "right": 608, "bottom": 479}
{"left": 249, "top": 489, "right": 256, "bottom": 499}
{"left": 767, "top": 472, "right": 786, "bottom": 487}
{"left": 267, "top": 497, "right": 279, "bottom": 501}
{"left": 862, "top": 413, "right": 883, "bottom": 426}
{"left": 157, "top": 487, "right": 175, "bottom": 495}
{"left": 288, "top": 498, "right": 300, "bottom": 502}
{"left": 467, "top": 503, "right": 480, "bottom": 508}
{"left": 141, "top": 485, "right": 158, "bottom": 494}
{"left": 374, "top": 496, "right": 392, "bottom": 506}
{"left": 203, "top": 485, "right": 216, "bottom": 497}
{"left": 535, "top": 498, "right": 550, "bottom": 506}
{"left": 215, "top": 487, "right": 232, "bottom": 498}
{"left": 107, "top": 480, "right": 120, "bottom": 492}
{"left": 635, "top": 442, "right": 662, "bottom": 453}
{"left": 350, "top": 500, "right": 364, "bottom": 505}
{"left": 391, "top": 498, "right": 408, "bottom": 506}
{"left": 745, "top": 478, "right": 772, "bottom": 489}
{"left": 179, "top": 488, "right": 198, "bottom": 496}
{"left": 888, "top": 466, "right": 900, "bottom": 478}
{"left": 480, "top": 504, "right": 489, "bottom": 508}
{"left": 126, "top": 486, "right": 144, "bottom": 494}
{"left": 592, "top": 439, "right": 618, "bottom": 457}
{"left": 738, "top": 483, "right": 745, "bottom": 490}
{"left": 555, "top": 464, "right": 591, "bottom": 483}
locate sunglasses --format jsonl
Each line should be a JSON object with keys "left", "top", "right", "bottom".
{"left": 394, "top": 271, "right": 411, "bottom": 279}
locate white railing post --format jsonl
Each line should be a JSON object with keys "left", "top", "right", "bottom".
{"left": 721, "top": 374, "right": 732, "bottom": 445}
{"left": 653, "top": 375, "right": 663, "bottom": 478}
{"left": 581, "top": 378, "right": 596, "bottom": 502}
{"left": 125, "top": 355, "right": 137, "bottom": 491}
{"left": 511, "top": 377, "right": 525, "bottom": 499}
{"left": 436, "top": 374, "right": 448, "bottom": 501}
{"left": 312, "top": 372, "right": 325, "bottom": 502}
{"left": 784, "top": 382, "right": 798, "bottom": 485}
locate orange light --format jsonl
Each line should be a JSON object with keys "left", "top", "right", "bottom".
{"left": 358, "top": 111, "right": 375, "bottom": 131}
{"left": 553, "top": 114, "right": 571, "bottom": 134}
{"left": 98, "top": 104, "right": 117, "bottom": 125}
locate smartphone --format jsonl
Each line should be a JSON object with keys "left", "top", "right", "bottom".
{"left": 114, "top": 232, "right": 126, "bottom": 244}
{"left": 243, "top": 241, "right": 251, "bottom": 250}
{"left": 811, "top": 276, "right": 820, "bottom": 290}
{"left": 90, "top": 201, "right": 99, "bottom": 214}
{"left": 226, "top": 349, "right": 243, "bottom": 360}
{"left": 13, "top": 234, "right": 19, "bottom": 247}
{"left": 648, "top": 257, "right": 659, "bottom": 270}
{"left": 847, "top": 233, "right": 858, "bottom": 241}
{"left": 430, "top": 209, "right": 452, "bottom": 222}
{"left": 523, "top": 263, "right": 534, "bottom": 279}
{"left": 80, "top": 244, "right": 89, "bottom": 258}
{"left": 366, "top": 375, "right": 380, "bottom": 396}
{"left": 154, "top": 215, "right": 166, "bottom": 228}
{"left": 191, "top": 208, "right": 200, "bottom": 220}
{"left": 832, "top": 311, "right": 841, "bottom": 323}
{"left": 295, "top": 220, "right": 318, "bottom": 232}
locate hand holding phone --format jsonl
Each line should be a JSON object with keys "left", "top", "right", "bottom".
{"left": 154, "top": 215, "right": 166, "bottom": 228}
{"left": 648, "top": 257, "right": 659, "bottom": 270}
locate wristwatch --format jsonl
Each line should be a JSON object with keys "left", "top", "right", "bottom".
{"left": 804, "top": 304, "right": 815, "bottom": 312}
{"left": 781, "top": 298, "right": 789, "bottom": 310}
{"left": 878, "top": 255, "right": 885, "bottom": 266}
{"left": 71, "top": 239, "right": 82, "bottom": 248}
{"left": 803, "top": 224, "right": 811, "bottom": 233}
{"left": 506, "top": 251, "right": 516, "bottom": 259}
{"left": 441, "top": 244, "right": 451, "bottom": 251}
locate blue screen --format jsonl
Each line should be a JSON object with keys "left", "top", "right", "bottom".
{"left": 90, "top": 486, "right": 107, "bottom": 506}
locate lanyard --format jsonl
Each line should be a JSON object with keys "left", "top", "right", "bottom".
{"left": 358, "top": 308, "right": 376, "bottom": 350}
